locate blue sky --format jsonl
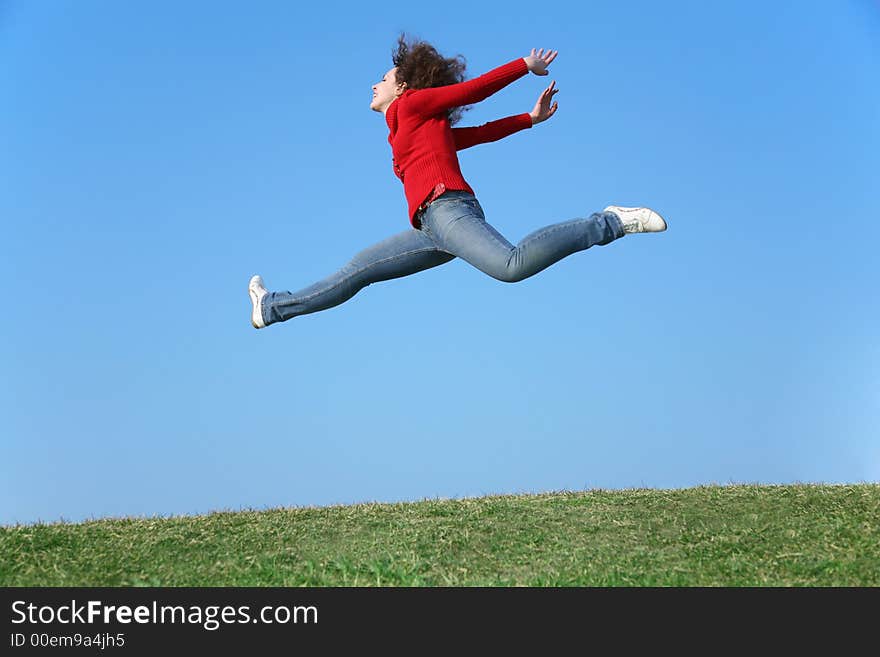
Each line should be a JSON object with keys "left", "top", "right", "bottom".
{"left": 2, "top": 1, "right": 878, "bottom": 525}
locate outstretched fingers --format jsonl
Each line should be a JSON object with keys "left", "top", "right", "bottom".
{"left": 530, "top": 79, "right": 560, "bottom": 123}
{"left": 526, "top": 48, "right": 559, "bottom": 76}
{"left": 542, "top": 81, "right": 559, "bottom": 105}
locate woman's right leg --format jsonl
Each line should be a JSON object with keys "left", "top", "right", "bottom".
{"left": 420, "top": 192, "right": 625, "bottom": 283}
{"left": 261, "top": 228, "right": 454, "bottom": 325}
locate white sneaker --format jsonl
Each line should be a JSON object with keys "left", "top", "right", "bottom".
{"left": 605, "top": 206, "right": 667, "bottom": 234}
{"left": 248, "top": 275, "right": 268, "bottom": 329}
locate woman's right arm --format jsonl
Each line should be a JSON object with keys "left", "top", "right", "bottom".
{"left": 404, "top": 49, "right": 558, "bottom": 118}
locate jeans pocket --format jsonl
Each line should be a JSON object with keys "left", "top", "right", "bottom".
{"left": 423, "top": 195, "right": 480, "bottom": 238}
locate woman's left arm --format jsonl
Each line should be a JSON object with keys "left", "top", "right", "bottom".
{"left": 452, "top": 114, "right": 533, "bottom": 151}
{"left": 452, "top": 81, "right": 560, "bottom": 150}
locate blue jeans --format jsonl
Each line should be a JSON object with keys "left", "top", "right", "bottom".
{"left": 262, "top": 191, "right": 625, "bottom": 325}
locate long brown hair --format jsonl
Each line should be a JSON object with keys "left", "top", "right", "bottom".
{"left": 392, "top": 34, "right": 470, "bottom": 125}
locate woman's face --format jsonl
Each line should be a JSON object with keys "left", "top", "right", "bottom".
{"left": 371, "top": 67, "right": 405, "bottom": 113}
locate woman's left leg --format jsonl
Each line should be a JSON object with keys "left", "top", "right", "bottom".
{"left": 259, "top": 228, "right": 454, "bottom": 325}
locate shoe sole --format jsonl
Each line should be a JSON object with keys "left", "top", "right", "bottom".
{"left": 248, "top": 275, "right": 266, "bottom": 329}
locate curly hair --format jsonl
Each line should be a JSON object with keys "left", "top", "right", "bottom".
{"left": 392, "top": 34, "right": 470, "bottom": 125}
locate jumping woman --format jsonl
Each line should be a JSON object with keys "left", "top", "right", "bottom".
{"left": 248, "top": 37, "right": 666, "bottom": 329}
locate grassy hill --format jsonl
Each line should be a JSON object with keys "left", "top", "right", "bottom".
{"left": 2, "top": 484, "right": 878, "bottom": 586}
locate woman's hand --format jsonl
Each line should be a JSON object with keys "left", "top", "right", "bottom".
{"left": 529, "top": 80, "right": 559, "bottom": 125}
{"left": 523, "top": 48, "right": 558, "bottom": 76}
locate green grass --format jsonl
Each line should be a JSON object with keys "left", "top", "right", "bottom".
{"left": 2, "top": 484, "right": 878, "bottom": 586}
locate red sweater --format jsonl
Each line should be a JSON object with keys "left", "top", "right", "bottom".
{"left": 385, "top": 58, "right": 533, "bottom": 226}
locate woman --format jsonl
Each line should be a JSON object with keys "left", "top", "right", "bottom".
{"left": 248, "top": 38, "right": 666, "bottom": 329}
